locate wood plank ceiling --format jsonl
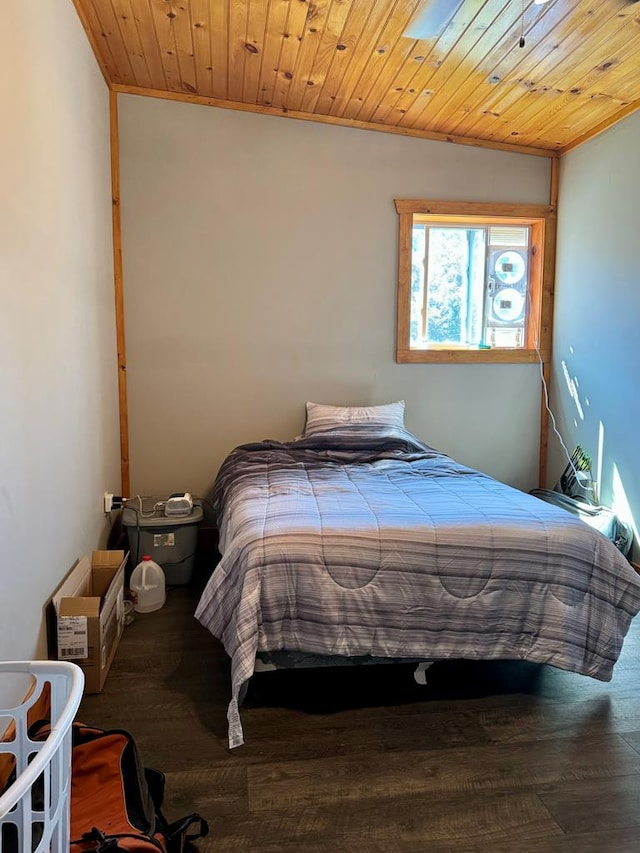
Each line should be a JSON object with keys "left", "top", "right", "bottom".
{"left": 75, "top": 0, "right": 640, "bottom": 156}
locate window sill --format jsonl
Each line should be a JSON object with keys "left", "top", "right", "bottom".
{"left": 396, "top": 348, "right": 548, "bottom": 364}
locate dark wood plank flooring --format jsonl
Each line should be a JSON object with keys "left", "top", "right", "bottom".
{"left": 80, "top": 563, "right": 640, "bottom": 852}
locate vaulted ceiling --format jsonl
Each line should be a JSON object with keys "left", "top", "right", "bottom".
{"left": 74, "top": 0, "right": 640, "bottom": 157}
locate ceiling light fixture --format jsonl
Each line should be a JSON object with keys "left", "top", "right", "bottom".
{"left": 403, "top": 0, "right": 465, "bottom": 40}
{"left": 519, "top": 0, "right": 550, "bottom": 48}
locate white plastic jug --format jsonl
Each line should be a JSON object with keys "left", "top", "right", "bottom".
{"left": 130, "top": 555, "right": 166, "bottom": 613}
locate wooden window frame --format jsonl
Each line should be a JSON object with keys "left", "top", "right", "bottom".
{"left": 395, "top": 199, "right": 556, "bottom": 364}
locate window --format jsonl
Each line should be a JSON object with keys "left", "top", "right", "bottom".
{"left": 395, "top": 200, "right": 556, "bottom": 364}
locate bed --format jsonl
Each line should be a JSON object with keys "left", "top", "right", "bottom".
{"left": 195, "top": 417, "right": 640, "bottom": 749}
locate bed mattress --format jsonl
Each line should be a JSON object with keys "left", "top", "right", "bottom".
{"left": 195, "top": 425, "right": 640, "bottom": 748}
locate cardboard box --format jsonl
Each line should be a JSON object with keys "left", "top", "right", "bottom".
{"left": 49, "top": 550, "right": 127, "bottom": 693}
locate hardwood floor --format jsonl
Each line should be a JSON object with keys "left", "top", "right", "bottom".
{"left": 80, "top": 562, "right": 640, "bottom": 853}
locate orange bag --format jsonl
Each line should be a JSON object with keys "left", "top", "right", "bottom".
{"left": 31, "top": 723, "right": 208, "bottom": 852}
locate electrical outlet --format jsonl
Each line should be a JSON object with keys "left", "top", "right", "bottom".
{"left": 104, "top": 491, "right": 114, "bottom": 514}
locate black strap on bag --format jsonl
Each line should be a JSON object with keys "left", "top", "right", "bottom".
{"left": 71, "top": 828, "right": 166, "bottom": 852}
{"left": 166, "top": 815, "right": 210, "bottom": 852}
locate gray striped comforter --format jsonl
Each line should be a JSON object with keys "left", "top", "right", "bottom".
{"left": 195, "top": 426, "right": 640, "bottom": 748}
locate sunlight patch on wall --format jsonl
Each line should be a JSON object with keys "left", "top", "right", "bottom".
{"left": 561, "top": 359, "right": 584, "bottom": 421}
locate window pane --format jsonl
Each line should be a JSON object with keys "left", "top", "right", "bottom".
{"left": 410, "top": 225, "right": 426, "bottom": 346}
{"left": 406, "top": 216, "right": 534, "bottom": 354}
{"left": 425, "top": 228, "right": 485, "bottom": 346}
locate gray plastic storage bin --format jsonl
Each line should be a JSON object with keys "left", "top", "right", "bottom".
{"left": 122, "top": 497, "right": 204, "bottom": 586}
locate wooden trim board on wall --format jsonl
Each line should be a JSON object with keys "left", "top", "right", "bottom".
{"left": 110, "top": 91, "right": 130, "bottom": 498}
{"left": 538, "top": 156, "right": 560, "bottom": 489}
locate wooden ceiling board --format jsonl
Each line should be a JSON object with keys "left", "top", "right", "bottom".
{"left": 396, "top": 0, "right": 519, "bottom": 129}
{"left": 87, "top": 0, "right": 137, "bottom": 84}
{"left": 444, "top": 0, "right": 580, "bottom": 138}
{"left": 450, "top": 2, "right": 597, "bottom": 140}
{"left": 242, "top": 0, "right": 271, "bottom": 103}
{"left": 126, "top": 0, "right": 168, "bottom": 89}
{"left": 285, "top": 1, "right": 331, "bottom": 111}
{"left": 271, "top": 0, "right": 310, "bottom": 107}
{"left": 354, "top": 28, "right": 424, "bottom": 123}
{"left": 109, "top": 0, "right": 153, "bottom": 88}
{"left": 355, "top": 0, "right": 468, "bottom": 125}
{"left": 227, "top": 0, "right": 249, "bottom": 102}
{"left": 507, "top": 19, "right": 637, "bottom": 138}
{"left": 209, "top": 0, "right": 229, "bottom": 98}
{"left": 328, "top": 0, "right": 423, "bottom": 120}
{"left": 395, "top": 7, "right": 518, "bottom": 131}
{"left": 486, "top": 84, "right": 626, "bottom": 151}
{"left": 312, "top": 1, "right": 379, "bottom": 116}
{"left": 253, "top": 1, "right": 288, "bottom": 107}
{"left": 188, "top": 0, "right": 213, "bottom": 96}
{"left": 327, "top": 0, "right": 406, "bottom": 117}
{"left": 146, "top": 0, "right": 182, "bottom": 91}
{"left": 560, "top": 96, "right": 640, "bottom": 153}
{"left": 75, "top": 0, "right": 640, "bottom": 155}
{"left": 514, "top": 46, "right": 638, "bottom": 147}
{"left": 169, "top": 1, "right": 199, "bottom": 94}
{"left": 601, "top": 59, "right": 640, "bottom": 101}
{"left": 362, "top": 0, "right": 476, "bottom": 126}
{"left": 564, "top": 9, "right": 639, "bottom": 84}
{"left": 469, "top": 0, "right": 636, "bottom": 143}
{"left": 423, "top": 0, "right": 568, "bottom": 134}
{"left": 299, "top": 0, "right": 358, "bottom": 114}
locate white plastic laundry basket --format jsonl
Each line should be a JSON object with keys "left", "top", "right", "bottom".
{"left": 0, "top": 661, "right": 84, "bottom": 853}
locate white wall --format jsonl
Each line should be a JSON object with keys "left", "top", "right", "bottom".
{"left": 0, "top": 1, "right": 120, "bottom": 668}
{"left": 550, "top": 112, "right": 640, "bottom": 558}
{"left": 118, "top": 94, "right": 551, "bottom": 500}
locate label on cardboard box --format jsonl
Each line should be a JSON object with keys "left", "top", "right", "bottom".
{"left": 58, "top": 616, "right": 88, "bottom": 659}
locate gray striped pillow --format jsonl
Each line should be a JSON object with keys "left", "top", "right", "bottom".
{"left": 303, "top": 401, "right": 405, "bottom": 437}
